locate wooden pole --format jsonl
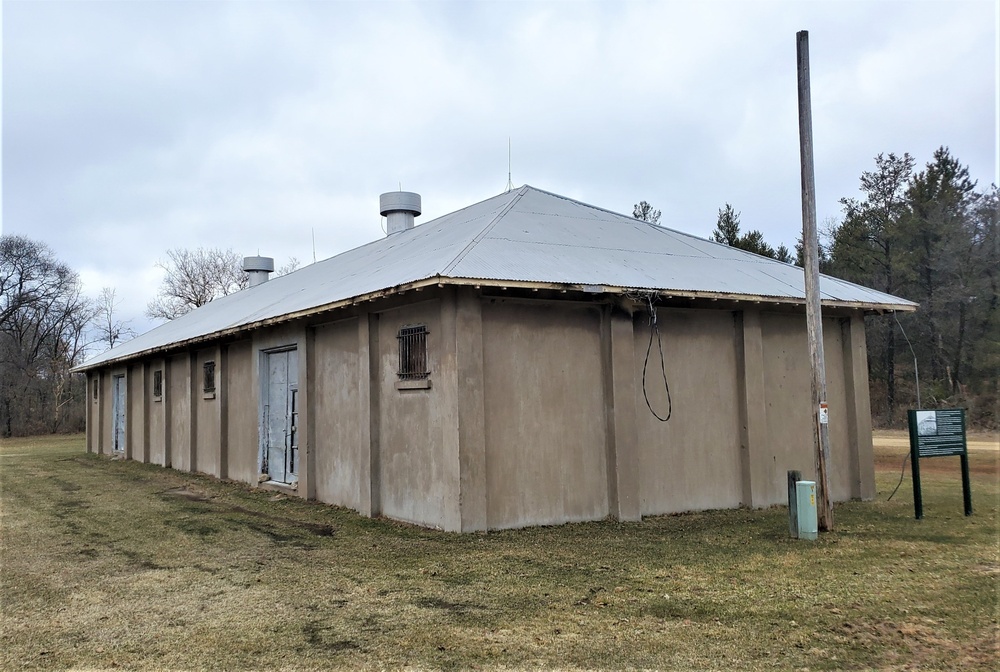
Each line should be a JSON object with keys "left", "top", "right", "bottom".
{"left": 796, "top": 30, "right": 834, "bottom": 531}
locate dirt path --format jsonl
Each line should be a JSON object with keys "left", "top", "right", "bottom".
{"left": 874, "top": 429, "right": 998, "bottom": 452}
{"left": 873, "top": 429, "right": 998, "bottom": 475}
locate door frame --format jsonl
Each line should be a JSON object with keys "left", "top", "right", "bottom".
{"left": 111, "top": 373, "right": 126, "bottom": 454}
{"left": 258, "top": 346, "right": 299, "bottom": 485}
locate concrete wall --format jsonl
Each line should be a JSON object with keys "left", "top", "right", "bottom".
{"left": 225, "top": 340, "right": 257, "bottom": 485}
{"left": 481, "top": 300, "right": 609, "bottom": 529}
{"left": 148, "top": 358, "right": 168, "bottom": 466}
{"left": 312, "top": 318, "right": 364, "bottom": 510}
{"left": 376, "top": 299, "right": 462, "bottom": 530}
{"left": 822, "top": 320, "right": 851, "bottom": 502}
{"left": 194, "top": 346, "right": 222, "bottom": 477}
{"left": 82, "top": 292, "right": 877, "bottom": 531}
{"left": 843, "top": 315, "right": 875, "bottom": 500}
{"left": 756, "top": 312, "right": 857, "bottom": 506}
{"left": 127, "top": 364, "right": 147, "bottom": 462}
{"left": 168, "top": 355, "right": 190, "bottom": 472}
{"left": 633, "top": 308, "right": 744, "bottom": 515}
{"left": 86, "top": 371, "right": 99, "bottom": 454}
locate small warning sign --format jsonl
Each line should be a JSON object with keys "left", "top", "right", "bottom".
{"left": 818, "top": 402, "right": 829, "bottom": 425}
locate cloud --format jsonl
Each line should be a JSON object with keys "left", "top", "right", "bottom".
{"left": 3, "top": 0, "right": 995, "bottom": 332}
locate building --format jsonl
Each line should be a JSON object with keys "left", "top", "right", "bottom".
{"left": 74, "top": 186, "right": 916, "bottom": 531}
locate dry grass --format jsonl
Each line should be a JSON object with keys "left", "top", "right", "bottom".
{"left": 1, "top": 433, "right": 997, "bottom": 671}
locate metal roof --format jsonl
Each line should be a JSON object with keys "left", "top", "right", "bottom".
{"left": 76, "top": 185, "right": 916, "bottom": 371}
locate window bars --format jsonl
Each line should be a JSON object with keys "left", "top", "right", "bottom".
{"left": 203, "top": 361, "right": 216, "bottom": 393}
{"left": 152, "top": 370, "right": 163, "bottom": 398}
{"left": 397, "top": 325, "right": 430, "bottom": 380}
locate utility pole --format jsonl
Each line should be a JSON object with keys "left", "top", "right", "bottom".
{"left": 796, "top": 30, "right": 834, "bottom": 531}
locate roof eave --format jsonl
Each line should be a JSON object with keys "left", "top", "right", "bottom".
{"left": 71, "top": 276, "right": 916, "bottom": 373}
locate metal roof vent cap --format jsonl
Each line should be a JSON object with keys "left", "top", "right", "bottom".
{"left": 380, "top": 191, "right": 422, "bottom": 236}
{"left": 243, "top": 256, "right": 274, "bottom": 287}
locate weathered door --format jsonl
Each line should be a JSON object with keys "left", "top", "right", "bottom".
{"left": 112, "top": 374, "right": 126, "bottom": 453}
{"left": 262, "top": 349, "right": 298, "bottom": 484}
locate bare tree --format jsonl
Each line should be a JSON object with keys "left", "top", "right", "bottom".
{"left": 276, "top": 257, "right": 301, "bottom": 276}
{"left": 0, "top": 236, "right": 95, "bottom": 436}
{"left": 96, "top": 287, "right": 135, "bottom": 349}
{"left": 146, "top": 248, "right": 302, "bottom": 321}
{"left": 146, "top": 248, "right": 249, "bottom": 320}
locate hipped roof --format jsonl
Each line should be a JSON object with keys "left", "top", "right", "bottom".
{"left": 75, "top": 185, "right": 916, "bottom": 371}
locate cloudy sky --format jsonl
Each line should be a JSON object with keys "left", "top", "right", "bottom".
{"left": 3, "top": 0, "right": 996, "bottom": 336}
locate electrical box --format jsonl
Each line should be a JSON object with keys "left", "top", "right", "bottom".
{"left": 796, "top": 480, "right": 818, "bottom": 541}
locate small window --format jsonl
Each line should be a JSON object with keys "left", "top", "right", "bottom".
{"left": 203, "top": 361, "right": 216, "bottom": 393}
{"left": 397, "top": 325, "right": 429, "bottom": 380}
{"left": 92, "top": 378, "right": 99, "bottom": 400}
{"left": 152, "top": 370, "right": 163, "bottom": 398}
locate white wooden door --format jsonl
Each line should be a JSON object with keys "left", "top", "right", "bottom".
{"left": 112, "top": 375, "right": 126, "bottom": 453}
{"left": 262, "top": 349, "right": 298, "bottom": 484}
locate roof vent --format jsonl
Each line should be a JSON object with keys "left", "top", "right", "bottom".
{"left": 243, "top": 256, "right": 274, "bottom": 287}
{"left": 380, "top": 191, "right": 422, "bottom": 236}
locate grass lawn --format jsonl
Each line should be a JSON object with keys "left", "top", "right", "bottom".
{"left": 1, "top": 432, "right": 997, "bottom": 671}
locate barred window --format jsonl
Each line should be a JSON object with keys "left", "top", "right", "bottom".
{"left": 93, "top": 378, "right": 99, "bottom": 400}
{"left": 203, "top": 361, "right": 216, "bottom": 393}
{"left": 152, "top": 370, "right": 163, "bottom": 398}
{"left": 397, "top": 325, "right": 429, "bottom": 380}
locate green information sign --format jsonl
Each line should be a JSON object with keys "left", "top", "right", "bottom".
{"left": 907, "top": 408, "right": 972, "bottom": 519}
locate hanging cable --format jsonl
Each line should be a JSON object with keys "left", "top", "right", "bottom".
{"left": 641, "top": 294, "right": 672, "bottom": 422}
{"left": 886, "top": 311, "right": 921, "bottom": 501}
{"left": 886, "top": 452, "right": 909, "bottom": 501}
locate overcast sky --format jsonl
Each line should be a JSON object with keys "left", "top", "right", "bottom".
{"left": 3, "top": 0, "right": 997, "bottom": 337}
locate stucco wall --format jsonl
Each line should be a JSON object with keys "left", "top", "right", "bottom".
{"left": 822, "top": 318, "right": 851, "bottom": 502}
{"left": 226, "top": 340, "right": 257, "bottom": 485}
{"left": 312, "top": 318, "right": 364, "bottom": 510}
{"left": 148, "top": 359, "right": 167, "bottom": 466}
{"left": 168, "top": 355, "right": 190, "bottom": 472}
{"left": 81, "top": 292, "right": 876, "bottom": 531}
{"left": 481, "top": 300, "right": 609, "bottom": 530}
{"left": 758, "top": 312, "right": 853, "bottom": 506}
{"left": 86, "top": 372, "right": 99, "bottom": 454}
{"left": 376, "top": 299, "right": 461, "bottom": 530}
{"left": 633, "top": 308, "right": 744, "bottom": 515}
{"left": 194, "top": 347, "right": 221, "bottom": 477}
{"left": 128, "top": 365, "right": 146, "bottom": 462}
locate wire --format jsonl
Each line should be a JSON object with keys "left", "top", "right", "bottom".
{"left": 886, "top": 311, "right": 920, "bottom": 501}
{"left": 894, "top": 312, "right": 921, "bottom": 409}
{"left": 887, "top": 452, "right": 909, "bottom": 501}
{"left": 641, "top": 294, "right": 672, "bottom": 422}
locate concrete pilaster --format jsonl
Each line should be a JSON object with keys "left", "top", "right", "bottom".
{"left": 736, "top": 310, "right": 770, "bottom": 507}
{"left": 188, "top": 352, "right": 198, "bottom": 473}
{"left": 843, "top": 314, "right": 875, "bottom": 499}
{"left": 358, "top": 310, "right": 380, "bottom": 517}
{"left": 90, "top": 372, "right": 101, "bottom": 454}
{"left": 300, "top": 327, "right": 315, "bottom": 500}
{"left": 455, "top": 287, "right": 488, "bottom": 531}
{"left": 218, "top": 347, "right": 228, "bottom": 479}
{"left": 604, "top": 306, "right": 641, "bottom": 522}
{"left": 162, "top": 362, "right": 172, "bottom": 468}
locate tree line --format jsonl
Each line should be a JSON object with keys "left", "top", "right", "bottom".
{"left": 636, "top": 146, "right": 998, "bottom": 427}
{"left": 0, "top": 241, "right": 296, "bottom": 436}
{"left": 3, "top": 149, "right": 995, "bottom": 436}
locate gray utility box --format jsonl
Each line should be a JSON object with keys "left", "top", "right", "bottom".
{"left": 795, "top": 480, "right": 818, "bottom": 541}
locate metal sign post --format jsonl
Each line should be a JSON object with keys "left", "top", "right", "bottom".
{"left": 907, "top": 408, "right": 972, "bottom": 519}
